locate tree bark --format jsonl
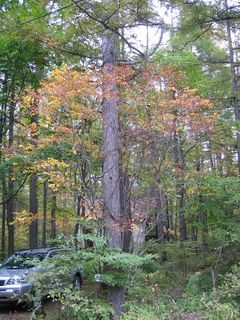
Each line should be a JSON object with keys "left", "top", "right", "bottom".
{"left": 1, "top": 179, "right": 6, "bottom": 260}
{"left": 165, "top": 195, "right": 170, "bottom": 242}
{"left": 51, "top": 193, "right": 57, "bottom": 239}
{"left": 29, "top": 174, "right": 38, "bottom": 248}
{"left": 196, "top": 159, "right": 208, "bottom": 250}
{"left": 0, "top": 113, "right": 6, "bottom": 259}
{"left": 156, "top": 190, "right": 165, "bottom": 243}
{"left": 29, "top": 92, "right": 39, "bottom": 248}
{"left": 42, "top": 180, "right": 48, "bottom": 247}
{"left": 120, "top": 169, "right": 132, "bottom": 252}
{"left": 7, "top": 103, "right": 15, "bottom": 255}
{"left": 173, "top": 127, "right": 187, "bottom": 242}
{"left": 102, "top": 0, "right": 124, "bottom": 316}
{"left": 225, "top": 0, "right": 240, "bottom": 176}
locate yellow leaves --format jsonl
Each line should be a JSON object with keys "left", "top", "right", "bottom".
{"left": 34, "top": 158, "right": 69, "bottom": 174}
{"left": 21, "top": 95, "right": 32, "bottom": 109}
{"left": 29, "top": 122, "right": 38, "bottom": 135}
{"left": 45, "top": 40, "right": 60, "bottom": 47}
{"left": 20, "top": 89, "right": 40, "bottom": 117}
{"left": 183, "top": 87, "right": 198, "bottom": 96}
{"left": 48, "top": 174, "right": 66, "bottom": 192}
{"left": 19, "top": 144, "right": 34, "bottom": 157}
{"left": 12, "top": 210, "right": 75, "bottom": 233}
{"left": 186, "top": 186, "right": 198, "bottom": 196}
{"left": 24, "top": 158, "right": 69, "bottom": 192}
{"left": 12, "top": 210, "right": 39, "bottom": 227}
{"left": 72, "top": 147, "right": 77, "bottom": 155}
{"left": 37, "top": 66, "right": 99, "bottom": 139}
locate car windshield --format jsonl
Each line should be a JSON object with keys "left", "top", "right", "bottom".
{"left": 2, "top": 253, "right": 47, "bottom": 269}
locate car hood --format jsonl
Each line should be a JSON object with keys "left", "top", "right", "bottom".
{"left": 0, "top": 267, "right": 41, "bottom": 278}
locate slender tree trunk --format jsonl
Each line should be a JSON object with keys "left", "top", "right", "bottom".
{"left": 0, "top": 117, "right": 6, "bottom": 259}
{"left": 51, "top": 193, "right": 56, "bottom": 239}
{"left": 7, "top": 175, "right": 14, "bottom": 255}
{"left": 177, "top": 183, "right": 187, "bottom": 242}
{"left": 42, "top": 180, "right": 48, "bottom": 247}
{"left": 29, "top": 92, "right": 39, "bottom": 248}
{"left": 165, "top": 195, "right": 170, "bottom": 242}
{"left": 74, "top": 193, "right": 81, "bottom": 237}
{"left": 156, "top": 190, "right": 165, "bottom": 243}
{"left": 169, "top": 198, "right": 175, "bottom": 241}
{"left": 29, "top": 174, "right": 38, "bottom": 248}
{"left": 196, "top": 159, "right": 208, "bottom": 250}
{"left": 7, "top": 103, "right": 15, "bottom": 255}
{"left": 1, "top": 180, "right": 6, "bottom": 260}
{"left": 74, "top": 193, "right": 88, "bottom": 249}
{"left": 120, "top": 170, "right": 132, "bottom": 252}
{"left": 173, "top": 128, "right": 187, "bottom": 242}
{"left": 225, "top": 0, "right": 240, "bottom": 176}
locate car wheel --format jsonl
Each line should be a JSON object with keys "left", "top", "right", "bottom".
{"left": 73, "top": 275, "right": 81, "bottom": 291}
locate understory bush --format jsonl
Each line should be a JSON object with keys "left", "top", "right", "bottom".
{"left": 33, "top": 234, "right": 240, "bottom": 320}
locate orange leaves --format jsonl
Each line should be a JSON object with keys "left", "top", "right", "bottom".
{"left": 55, "top": 125, "right": 73, "bottom": 135}
{"left": 40, "top": 65, "right": 97, "bottom": 112}
{"left": 101, "top": 65, "right": 136, "bottom": 89}
{"left": 123, "top": 65, "right": 216, "bottom": 140}
{"left": 29, "top": 122, "right": 38, "bottom": 135}
{"left": 38, "top": 66, "right": 102, "bottom": 149}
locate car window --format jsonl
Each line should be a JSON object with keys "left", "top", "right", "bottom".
{"left": 48, "top": 251, "right": 60, "bottom": 258}
{"left": 2, "top": 252, "right": 47, "bottom": 269}
{"left": 47, "top": 250, "right": 68, "bottom": 259}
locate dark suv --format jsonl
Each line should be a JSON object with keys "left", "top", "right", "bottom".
{"left": 0, "top": 247, "right": 82, "bottom": 304}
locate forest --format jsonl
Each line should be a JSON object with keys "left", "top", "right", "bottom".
{"left": 0, "top": 0, "right": 240, "bottom": 319}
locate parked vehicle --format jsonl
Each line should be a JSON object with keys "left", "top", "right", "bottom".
{"left": 0, "top": 247, "right": 82, "bottom": 305}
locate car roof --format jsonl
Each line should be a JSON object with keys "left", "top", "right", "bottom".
{"left": 13, "top": 247, "right": 60, "bottom": 255}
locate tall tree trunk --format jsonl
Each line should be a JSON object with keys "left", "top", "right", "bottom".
{"left": 1, "top": 179, "right": 6, "bottom": 260}
{"left": 169, "top": 198, "right": 175, "bottom": 241}
{"left": 7, "top": 103, "right": 15, "bottom": 255}
{"left": 120, "top": 170, "right": 132, "bottom": 252}
{"left": 0, "top": 115, "right": 6, "bottom": 259}
{"left": 74, "top": 193, "right": 87, "bottom": 249}
{"left": 29, "top": 92, "right": 39, "bottom": 248}
{"left": 74, "top": 193, "right": 81, "bottom": 237}
{"left": 156, "top": 190, "right": 165, "bottom": 243}
{"left": 51, "top": 193, "right": 56, "bottom": 239}
{"left": 102, "top": 0, "right": 124, "bottom": 315}
{"left": 165, "top": 195, "right": 170, "bottom": 242}
{"left": 42, "top": 180, "right": 48, "bottom": 247}
{"left": 225, "top": 0, "right": 240, "bottom": 176}
{"left": 196, "top": 159, "right": 208, "bottom": 250}
{"left": 177, "top": 182, "right": 187, "bottom": 242}
{"left": 173, "top": 127, "right": 187, "bottom": 242}
{"left": 29, "top": 174, "right": 38, "bottom": 248}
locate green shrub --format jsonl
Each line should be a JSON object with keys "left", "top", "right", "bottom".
{"left": 221, "top": 264, "right": 240, "bottom": 299}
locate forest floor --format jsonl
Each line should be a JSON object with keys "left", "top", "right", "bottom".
{"left": 0, "top": 283, "right": 97, "bottom": 320}
{"left": 0, "top": 300, "right": 60, "bottom": 320}
{"left": 0, "top": 305, "right": 31, "bottom": 320}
